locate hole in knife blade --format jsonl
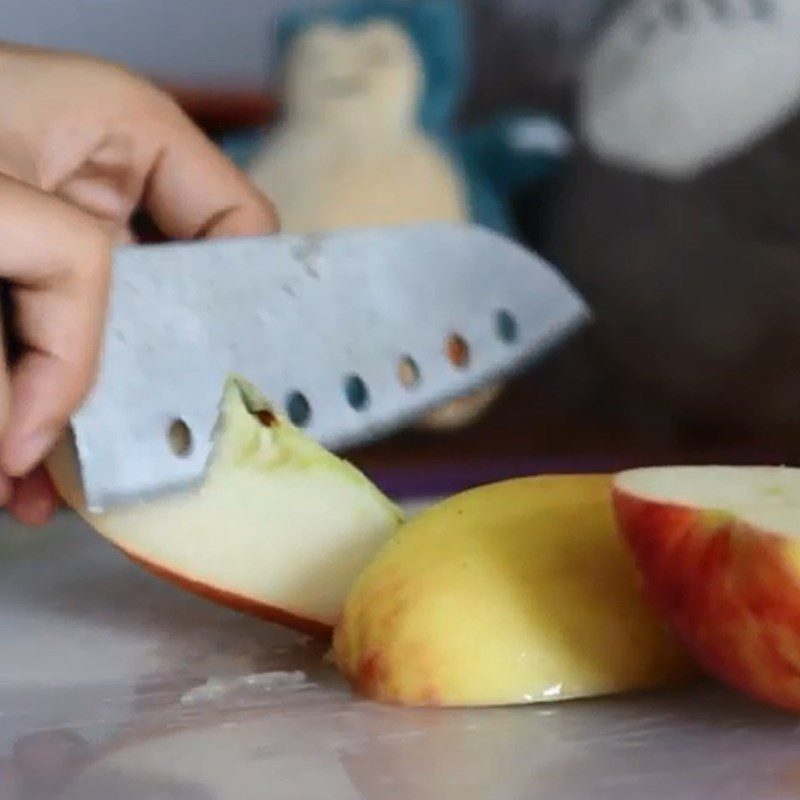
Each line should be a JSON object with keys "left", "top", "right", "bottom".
{"left": 495, "top": 310, "right": 519, "bottom": 344}
{"left": 344, "top": 375, "right": 370, "bottom": 411}
{"left": 446, "top": 334, "right": 470, "bottom": 369}
{"left": 168, "top": 419, "right": 193, "bottom": 458}
{"left": 398, "top": 356, "right": 420, "bottom": 388}
{"left": 286, "top": 391, "right": 312, "bottom": 427}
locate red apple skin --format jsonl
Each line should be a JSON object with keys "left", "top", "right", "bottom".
{"left": 613, "top": 486, "right": 800, "bottom": 712}
{"left": 122, "top": 546, "right": 332, "bottom": 639}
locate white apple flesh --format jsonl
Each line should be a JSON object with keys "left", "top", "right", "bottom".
{"left": 47, "top": 378, "right": 403, "bottom": 637}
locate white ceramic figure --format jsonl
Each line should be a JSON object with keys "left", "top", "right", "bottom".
{"left": 248, "top": 21, "right": 469, "bottom": 234}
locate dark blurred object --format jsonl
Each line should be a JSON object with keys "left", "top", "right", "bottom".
{"left": 453, "top": 0, "right": 620, "bottom": 261}
{"left": 551, "top": 128, "right": 800, "bottom": 447}
{"left": 458, "top": 0, "right": 617, "bottom": 124}
{"left": 549, "top": 0, "right": 800, "bottom": 451}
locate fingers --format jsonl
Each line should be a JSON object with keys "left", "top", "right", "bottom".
{"left": 0, "top": 174, "right": 110, "bottom": 477}
{"left": 0, "top": 53, "right": 278, "bottom": 526}
{"left": 142, "top": 100, "right": 279, "bottom": 240}
{"left": 7, "top": 468, "right": 59, "bottom": 527}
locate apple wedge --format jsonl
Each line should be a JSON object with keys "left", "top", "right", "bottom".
{"left": 47, "top": 378, "right": 403, "bottom": 637}
{"left": 334, "top": 475, "right": 695, "bottom": 707}
{"left": 613, "top": 465, "right": 800, "bottom": 711}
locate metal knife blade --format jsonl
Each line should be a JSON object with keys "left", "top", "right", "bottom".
{"left": 71, "top": 222, "right": 588, "bottom": 512}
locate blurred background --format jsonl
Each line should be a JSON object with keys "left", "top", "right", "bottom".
{"left": 0, "top": 0, "right": 606, "bottom": 110}
{"left": 6, "top": 0, "right": 795, "bottom": 486}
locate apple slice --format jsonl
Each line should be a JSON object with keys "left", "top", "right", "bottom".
{"left": 47, "top": 377, "right": 402, "bottom": 637}
{"left": 334, "top": 475, "right": 695, "bottom": 707}
{"left": 613, "top": 465, "right": 800, "bottom": 711}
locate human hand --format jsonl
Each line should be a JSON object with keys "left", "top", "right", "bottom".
{"left": 0, "top": 43, "right": 279, "bottom": 524}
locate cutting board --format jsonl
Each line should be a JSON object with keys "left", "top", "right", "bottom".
{"left": 0, "top": 509, "right": 799, "bottom": 800}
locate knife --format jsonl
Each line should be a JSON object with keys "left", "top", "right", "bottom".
{"left": 68, "top": 222, "right": 588, "bottom": 512}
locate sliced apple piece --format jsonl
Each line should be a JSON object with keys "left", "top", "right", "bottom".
{"left": 47, "top": 378, "right": 402, "bottom": 637}
{"left": 334, "top": 475, "right": 695, "bottom": 707}
{"left": 613, "top": 465, "right": 800, "bottom": 711}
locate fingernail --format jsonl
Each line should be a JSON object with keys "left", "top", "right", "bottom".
{"left": 4, "top": 430, "right": 56, "bottom": 477}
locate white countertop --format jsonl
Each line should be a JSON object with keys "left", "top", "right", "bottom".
{"left": 0, "top": 510, "right": 798, "bottom": 799}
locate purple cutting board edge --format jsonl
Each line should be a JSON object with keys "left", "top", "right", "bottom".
{"left": 366, "top": 448, "right": 788, "bottom": 500}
